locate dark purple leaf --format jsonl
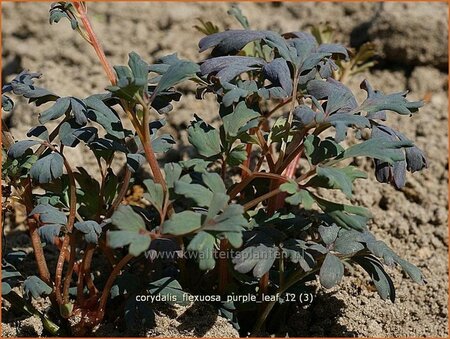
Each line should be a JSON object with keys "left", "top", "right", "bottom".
{"left": 199, "top": 30, "right": 268, "bottom": 56}
{"left": 200, "top": 56, "right": 265, "bottom": 82}
{"left": 307, "top": 78, "right": 357, "bottom": 114}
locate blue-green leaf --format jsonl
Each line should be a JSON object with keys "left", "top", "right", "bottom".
{"left": 320, "top": 253, "right": 344, "bottom": 289}
{"left": 187, "top": 115, "right": 222, "bottom": 158}
{"left": 30, "top": 152, "right": 64, "bottom": 184}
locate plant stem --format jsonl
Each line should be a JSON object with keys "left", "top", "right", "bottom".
{"left": 73, "top": 2, "right": 168, "bottom": 196}
{"left": 23, "top": 178, "right": 51, "bottom": 285}
{"left": 242, "top": 169, "right": 315, "bottom": 211}
{"left": 279, "top": 69, "right": 300, "bottom": 162}
{"left": 251, "top": 266, "right": 320, "bottom": 335}
{"left": 243, "top": 187, "right": 281, "bottom": 212}
{"left": 255, "top": 129, "right": 275, "bottom": 171}
{"left": 73, "top": 2, "right": 116, "bottom": 85}
{"left": 106, "top": 166, "right": 131, "bottom": 218}
{"left": 263, "top": 97, "right": 292, "bottom": 119}
{"left": 48, "top": 145, "right": 77, "bottom": 307}
{"left": 228, "top": 172, "right": 288, "bottom": 200}
{"left": 97, "top": 254, "right": 133, "bottom": 320}
{"left": 136, "top": 95, "right": 167, "bottom": 192}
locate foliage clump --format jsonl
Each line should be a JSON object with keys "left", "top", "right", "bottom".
{"left": 2, "top": 3, "right": 427, "bottom": 336}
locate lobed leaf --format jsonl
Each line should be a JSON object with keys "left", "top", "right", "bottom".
{"left": 358, "top": 80, "right": 423, "bottom": 116}
{"left": 187, "top": 115, "right": 222, "bottom": 158}
{"left": 74, "top": 220, "right": 102, "bottom": 244}
{"left": 24, "top": 276, "right": 52, "bottom": 299}
{"left": 30, "top": 152, "right": 64, "bottom": 184}
{"left": 309, "top": 165, "right": 367, "bottom": 198}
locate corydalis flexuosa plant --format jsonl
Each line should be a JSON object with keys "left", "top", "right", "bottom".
{"left": 1, "top": 3, "right": 427, "bottom": 336}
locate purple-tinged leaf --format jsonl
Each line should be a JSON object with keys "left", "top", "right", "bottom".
{"left": 307, "top": 78, "right": 357, "bottom": 114}
{"left": 262, "top": 58, "right": 292, "bottom": 95}
{"left": 70, "top": 97, "right": 88, "bottom": 125}
{"left": 201, "top": 56, "right": 265, "bottom": 82}
{"left": 358, "top": 80, "right": 423, "bottom": 115}
{"left": 199, "top": 30, "right": 268, "bottom": 55}
{"left": 371, "top": 124, "right": 407, "bottom": 188}
{"left": 317, "top": 43, "right": 349, "bottom": 59}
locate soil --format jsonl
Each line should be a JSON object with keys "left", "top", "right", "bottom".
{"left": 1, "top": 2, "right": 448, "bottom": 337}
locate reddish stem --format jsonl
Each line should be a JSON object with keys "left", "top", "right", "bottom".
{"left": 73, "top": 2, "right": 116, "bottom": 86}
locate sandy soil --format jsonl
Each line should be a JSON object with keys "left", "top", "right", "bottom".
{"left": 1, "top": 2, "right": 448, "bottom": 337}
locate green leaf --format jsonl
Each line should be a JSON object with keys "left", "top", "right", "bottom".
{"left": 128, "top": 52, "right": 148, "bottom": 88}
{"left": 327, "top": 114, "right": 370, "bottom": 143}
{"left": 280, "top": 181, "right": 314, "bottom": 209}
{"left": 222, "top": 101, "right": 259, "bottom": 137}
{"left": 187, "top": 115, "right": 222, "bottom": 158}
{"left": 314, "top": 196, "right": 371, "bottom": 230}
{"left": 142, "top": 179, "right": 164, "bottom": 211}
{"left": 148, "top": 277, "right": 189, "bottom": 306}
{"left": 27, "top": 126, "right": 49, "bottom": 141}
{"left": 129, "top": 236, "right": 152, "bottom": 257}
{"left": 318, "top": 223, "right": 340, "bottom": 245}
{"left": 111, "top": 205, "right": 146, "bottom": 231}
{"left": 227, "top": 5, "right": 250, "bottom": 29}
{"left": 162, "top": 211, "right": 203, "bottom": 235}
{"left": 227, "top": 144, "right": 247, "bottom": 166}
{"left": 164, "top": 163, "right": 183, "bottom": 188}
{"left": 174, "top": 181, "right": 213, "bottom": 207}
{"left": 2, "top": 94, "right": 14, "bottom": 112}
{"left": 187, "top": 231, "right": 216, "bottom": 270}
{"left": 107, "top": 230, "right": 150, "bottom": 257}
{"left": 334, "top": 229, "right": 365, "bottom": 255}
{"left": 304, "top": 135, "right": 344, "bottom": 165}
{"left": 320, "top": 253, "right": 344, "bottom": 289}
{"left": 30, "top": 152, "right": 64, "bottom": 184}
{"left": 338, "top": 138, "right": 412, "bottom": 164}
{"left": 107, "top": 53, "right": 149, "bottom": 100}
{"left": 396, "top": 258, "right": 424, "bottom": 285}
{"left": 2, "top": 282, "right": 11, "bottom": 295}
{"left": 154, "top": 60, "right": 199, "bottom": 96}
{"left": 204, "top": 204, "right": 246, "bottom": 233}
{"left": 206, "top": 193, "right": 229, "bottom": 220}
{"left": 202, "top": 172, "right": 226, "bottom": 194}
{"left": 310, "top": 166, "right": 367, "bottom": 198}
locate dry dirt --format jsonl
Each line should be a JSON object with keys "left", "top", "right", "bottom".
{"left": 1, "top": 2, "right": 448, "bottom": 337}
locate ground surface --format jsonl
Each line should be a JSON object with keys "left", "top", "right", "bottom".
{"left": 1, "top": 2, "right": 448, "bottom": 337}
